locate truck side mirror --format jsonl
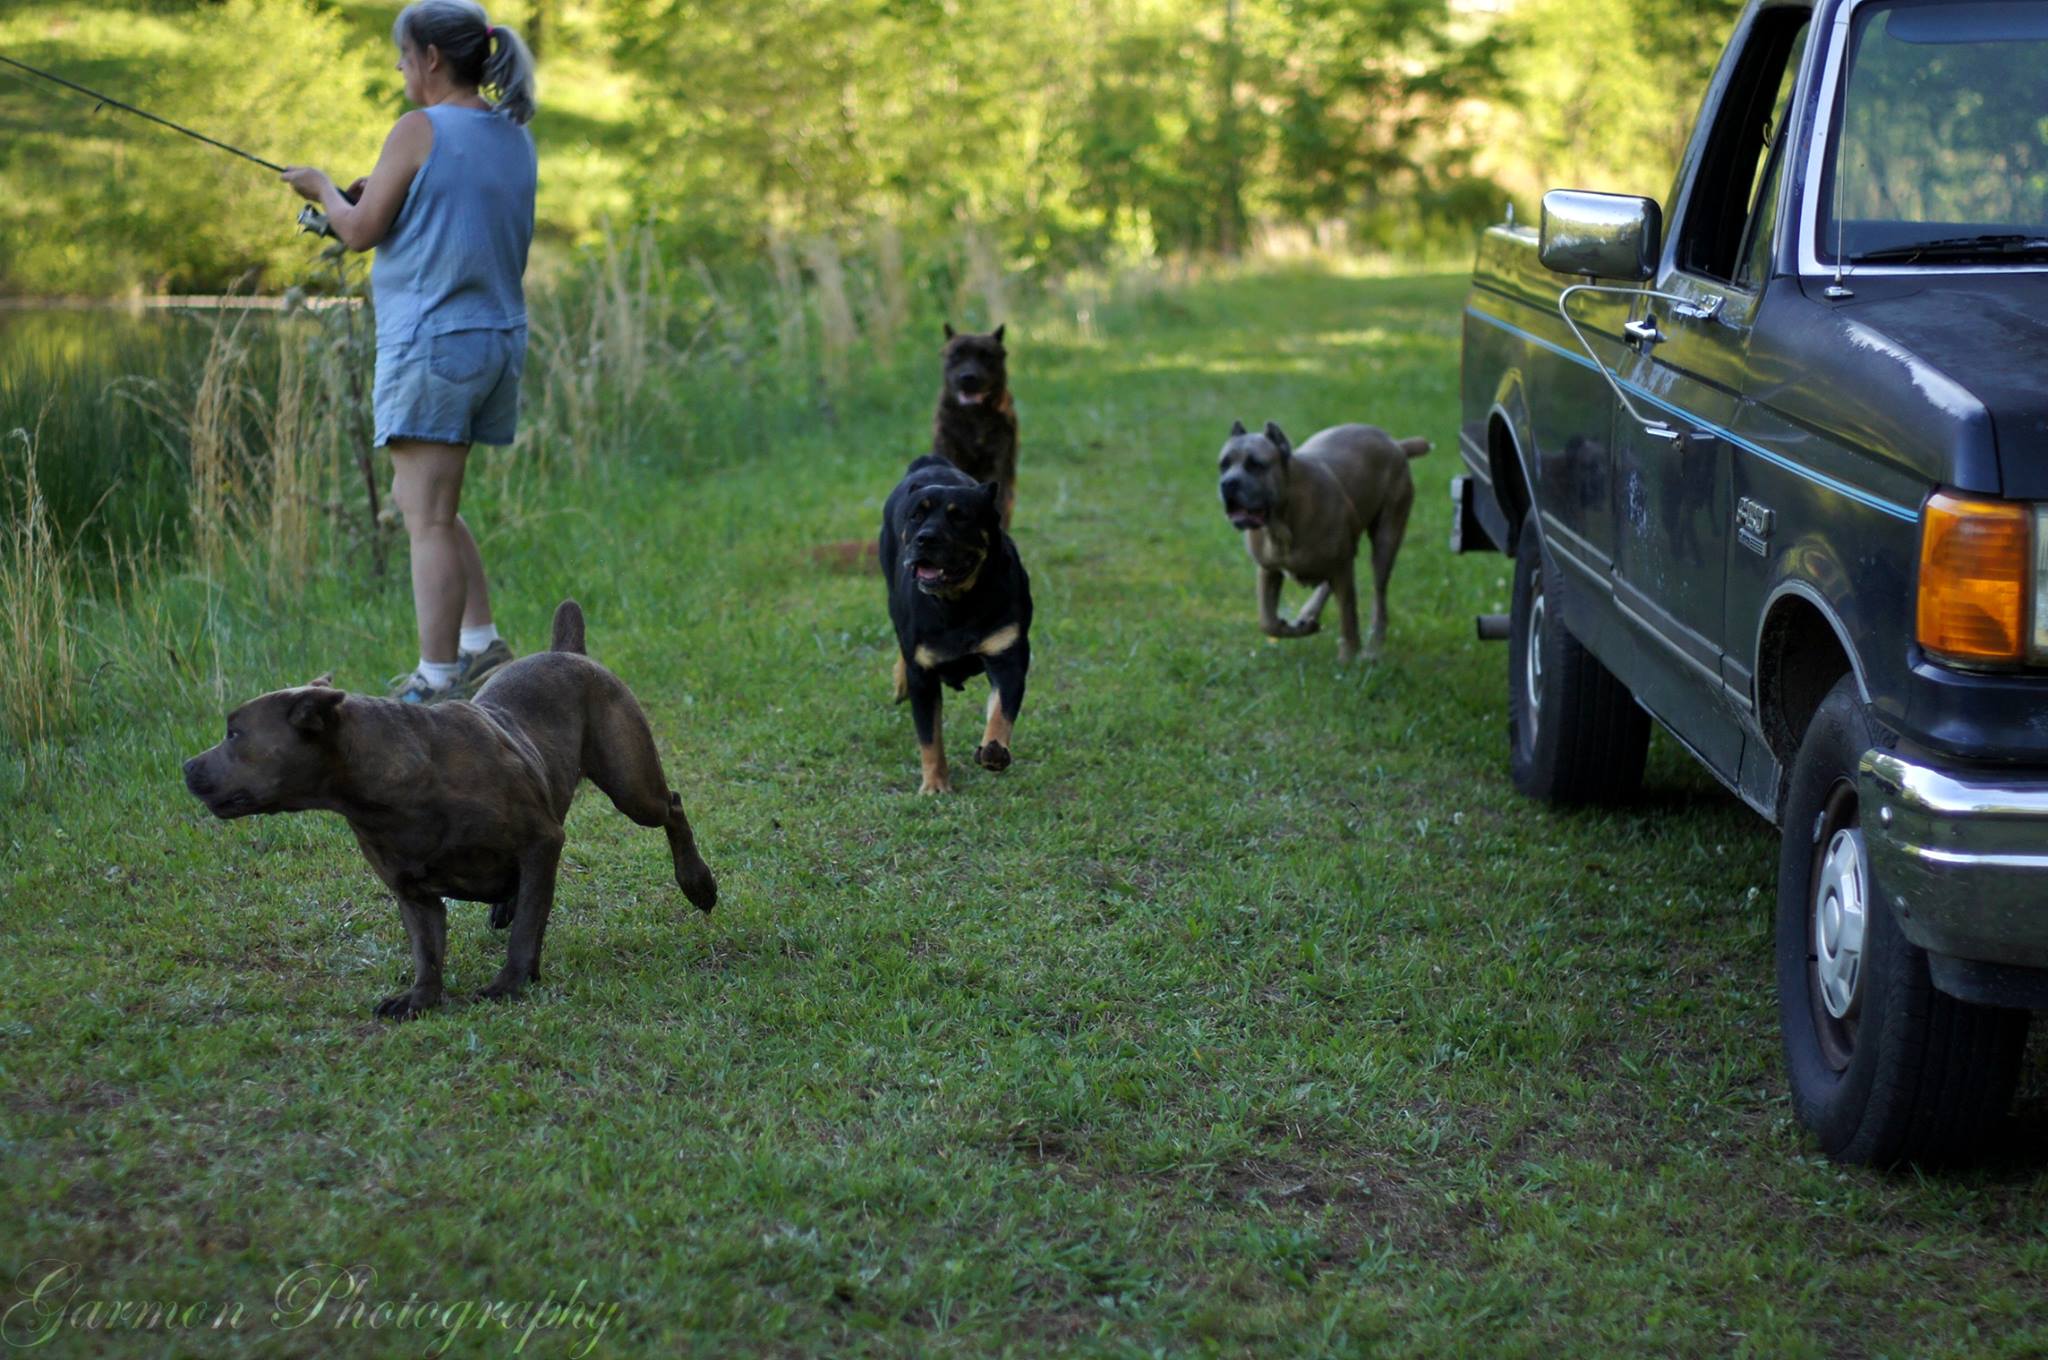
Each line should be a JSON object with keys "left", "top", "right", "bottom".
{"left": 1538, "top": 190, "right": 1662, "bottom": 281}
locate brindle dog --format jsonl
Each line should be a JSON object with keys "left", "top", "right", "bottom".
{"left": 881, "top": 456, "right": 1033, "bottom": 794}
{"left": 182, "top": 601, "right": 717, "bottom": 1018}
{"left": 932, "top": 324, "right": 1018, "bottom": 530}
{"left": 1216, "top": 420, "right": 1431, "bottom": 662}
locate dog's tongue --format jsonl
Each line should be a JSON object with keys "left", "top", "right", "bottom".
{"left": 916, "top": 564, "right": 945, "bottom": 583}
{"left": 1229, "top": 510, "right": 1266, "bottom": 530}
{"left": 957, "top": 391, "right": 985, "bottom": 406}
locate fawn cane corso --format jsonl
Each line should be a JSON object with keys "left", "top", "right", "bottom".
{"left": 1216, "top": 420, "right": 1431, "bottom": 661}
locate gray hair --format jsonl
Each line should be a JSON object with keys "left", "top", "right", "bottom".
{"left": 392, "top": 0, "right": 536, "bottom": 126}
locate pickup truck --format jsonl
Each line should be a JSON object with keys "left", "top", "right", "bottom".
{"left": 1455, "top": 0, "right": 2048, "bottom": 1166}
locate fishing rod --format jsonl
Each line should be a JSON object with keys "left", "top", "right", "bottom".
{"left": 0, "top": 51, "right": 351, "bottom": 237}
{"left": 0, "top": 52, "right": 285, "bottom": 172}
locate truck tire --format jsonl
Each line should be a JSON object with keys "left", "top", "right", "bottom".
{"left": 1508, "top": 510, "right": 1648, "bottom": 801}
{"left": 1775, "top": 673, "right": 2029, "bottom": 1166}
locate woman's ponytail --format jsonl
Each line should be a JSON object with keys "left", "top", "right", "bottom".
{"left": 392, "top": 1, "right": 539, "bottom": 125}
{"left": 483, "top": 24, "right": 536, "bottom": 126}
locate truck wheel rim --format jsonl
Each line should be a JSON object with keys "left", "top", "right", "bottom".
{"left": 1814, "top": 824, "right": 1867, "bottom": 1022}
{"left": 1525, "top": 571, "right": 1547, "bottom": 745}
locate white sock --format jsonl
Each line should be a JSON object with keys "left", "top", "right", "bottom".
{"left": 417, "top": 658, "right": 460, "bottom": 690}
{"left": 459, "top": 623, "right": 500, "bottom": 654}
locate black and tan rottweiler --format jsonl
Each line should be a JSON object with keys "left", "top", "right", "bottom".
{"left": 880, "top": 456, "right": 1032, "bottom": 794}
{"left": 182, "top": 601, "right": 717, "bottom": 1018}
{"left": 932, "top": 324, "right": 1018, "bottom": 530}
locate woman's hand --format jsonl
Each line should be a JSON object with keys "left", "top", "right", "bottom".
{"left": 280, "top": 167, "right": 335, "bottom": 205}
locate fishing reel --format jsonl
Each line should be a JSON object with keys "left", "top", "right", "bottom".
{"left": 294, "top": 183, "right": 361, "bottom": 245}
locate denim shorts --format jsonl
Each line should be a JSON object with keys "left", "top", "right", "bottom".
{"left": 373, "top": 326, "right": 527, "bottom": 448}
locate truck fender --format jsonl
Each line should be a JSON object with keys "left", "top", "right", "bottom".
{"left": 1486, "top": 379, "right": 1537, "bottom": 552}
{"left": 1753, "top": 576, "right": 1873, "bottom": 764}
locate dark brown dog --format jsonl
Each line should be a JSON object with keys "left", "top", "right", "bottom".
{"left": 181, "top": 601, "right": 717, "bottom": 1019}
{"left": 932, "top": 323, "right": 1018, "bottom": 529}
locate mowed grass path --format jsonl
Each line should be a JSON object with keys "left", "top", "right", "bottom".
{"left": 5, "top": 269, "right": 2045, "bottom": 1358}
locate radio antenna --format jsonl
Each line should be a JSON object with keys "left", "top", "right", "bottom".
{"left": 1826, "top": 121, "right": 1853, "bottom": 299}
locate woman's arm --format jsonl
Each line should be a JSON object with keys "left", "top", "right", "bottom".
{"left": 280, "top": 111, "right": 433, "bottom": 253}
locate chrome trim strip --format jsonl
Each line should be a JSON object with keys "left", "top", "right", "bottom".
{"left": 1536, "top": 509, "right": 1610, "bottom": 574}
{"left": 1864, "top": 750, "right": 2048, "bottom": 818}
{"left": 1611, "top": 584, "right": 1725, "bottom": 687}
{"left": 1899, "top": 845, "right": 2048, "bottom": 872}
{"left": 1464, "top": 307, "right": 1919, "bottom": 522}
{"left": 1458, "top": 432, "right": 1492, "bottom": 482}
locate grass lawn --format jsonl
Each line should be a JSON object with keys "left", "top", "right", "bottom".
{"left": 3, "top": 267, "right": 2045, "bottom": 1357}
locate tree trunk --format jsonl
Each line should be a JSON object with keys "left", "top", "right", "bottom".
{"left": 1217, "top": 0, "right": 1247, "bottom": 256}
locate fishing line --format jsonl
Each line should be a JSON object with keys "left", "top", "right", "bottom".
{"left": 0, "top": 52, "right": 286, "bottom": 173}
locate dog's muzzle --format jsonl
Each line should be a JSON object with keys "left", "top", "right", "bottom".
{"left": 951, "top": 371, "right": 989, "bottom": 406}
{"left": 906, "top": 537, "right": 980, "bottom": 594}
{"left": 1219, "top": 478, "right": 1268, "bottom": 530}
{"left": 183, "top": 754, "right": 257, "bottom": 818}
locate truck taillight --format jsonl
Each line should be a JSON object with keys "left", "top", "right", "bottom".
{"left": 1917, "top": 491, "right": 2029, "bottom": 664}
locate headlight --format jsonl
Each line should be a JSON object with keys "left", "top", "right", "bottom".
{"left": 1917, "top": 490, "right": 2029, "bottom": 664}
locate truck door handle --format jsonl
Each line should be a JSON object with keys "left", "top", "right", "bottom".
{"left": 1624, "top": 316, "right": 1666, "bottom": 349}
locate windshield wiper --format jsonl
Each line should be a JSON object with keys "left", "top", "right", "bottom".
{"left": 1850, "top": 233, "right": 2048, "bottom": 264}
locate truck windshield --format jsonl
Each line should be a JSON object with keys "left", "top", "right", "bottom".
{"left": 1820, "top": 0, "right": 2048, "bottom": 265}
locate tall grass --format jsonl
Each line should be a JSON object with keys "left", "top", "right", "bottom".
{"left": 263, "top": 332, "right": 318, "bottom": 593}
{"left": 526, "top": 226, "right": 685, "bottom": 477}
{"left": 0, "top": 425, "right": 79, "bottom": 760}
{"left": 183, "top": 311, "right": 258, "bottom": 576}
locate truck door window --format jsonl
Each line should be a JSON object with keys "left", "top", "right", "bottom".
{"left": 1737, "top": 26, "right": 1810, "bottom": 288}
{"left": 1676, "top": 11, "right": 1813, "bottom": 284}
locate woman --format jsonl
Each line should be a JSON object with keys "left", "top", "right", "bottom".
{"left": 283, "top": 1, "right": 537, "bottom": 703}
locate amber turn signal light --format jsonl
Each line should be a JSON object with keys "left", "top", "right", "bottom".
{"left": 1918, "top": 491, "right": 2029, "bottom": 663}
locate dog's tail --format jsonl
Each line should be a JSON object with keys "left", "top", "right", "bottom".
{"left": 550, "top": 599, "right": 587, "bottom": 655}
{"left": 1400, "top": 437, "right": 1432, "bottom": 459}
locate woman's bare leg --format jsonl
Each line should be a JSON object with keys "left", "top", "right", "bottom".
{"left": 453, "top": 514, "right": 493, "bottom": 631}
{"left": 388, "top": 439, "right": 476, "bottom": 665}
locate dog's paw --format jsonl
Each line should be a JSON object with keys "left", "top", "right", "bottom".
{"left": 917, "top": 775, "right": 954, "bottom": 796}
{"left": 679, "top": 859, "right": 718, "bottom": 913}
{"left": 488, "top": 899, "right": 515, "bottom": 930}
{"left": 474, "top": 970, "right": 528, "bottom": 1003}
{"left": 974, "top": 741, "right": 1012, "bottom": 773}
{"left": 1292, "top": 617, "right": 1321, "bottom": 637}
{"left": 373, "top": 987, "right": 439, "bottom": 1021}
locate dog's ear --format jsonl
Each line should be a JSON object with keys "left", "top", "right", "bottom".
{"left": 943, "top": 322, "right": 956, "bottom": 341}
{"left": 1264, "top": 421, "right": 1293, "bottom": 463}
{"left": 287, "top": 686, "right": 346, "bottom": 735}
{"left": 1229, "top": 418, "right": 1247, "bottom": 437}
{"left": 992, "top": 323, "right": 1005, "bottom": 345}
{"left": 975, "top": 481, "right": 1004, "bottom": 525}
{"left": 306, "top": 673, "right": 335, "bottom": 689}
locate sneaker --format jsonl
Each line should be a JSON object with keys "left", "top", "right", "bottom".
{"left": 455, "top": 638, "right": 515, "bottom": 697}
{"left": 389, "top": 670, "right": 457, "bottom": 705}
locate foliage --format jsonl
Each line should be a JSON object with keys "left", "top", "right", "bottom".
{"left": 0, "top": 0, "right": 394, "bottom": 294}
{"left": 1479, "top": 0, "right": 1746, "bottom": 212}
{"left": 0, "top": 0, "right": 1768, "bottom": 296}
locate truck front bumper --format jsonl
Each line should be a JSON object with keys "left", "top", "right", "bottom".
{"left": 1861, "top": 750, "right": 2048, "bottom": 1004}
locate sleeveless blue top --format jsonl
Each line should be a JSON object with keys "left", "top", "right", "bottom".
{"left": 371, "top": 105, "right": 537, "bottom": 349}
